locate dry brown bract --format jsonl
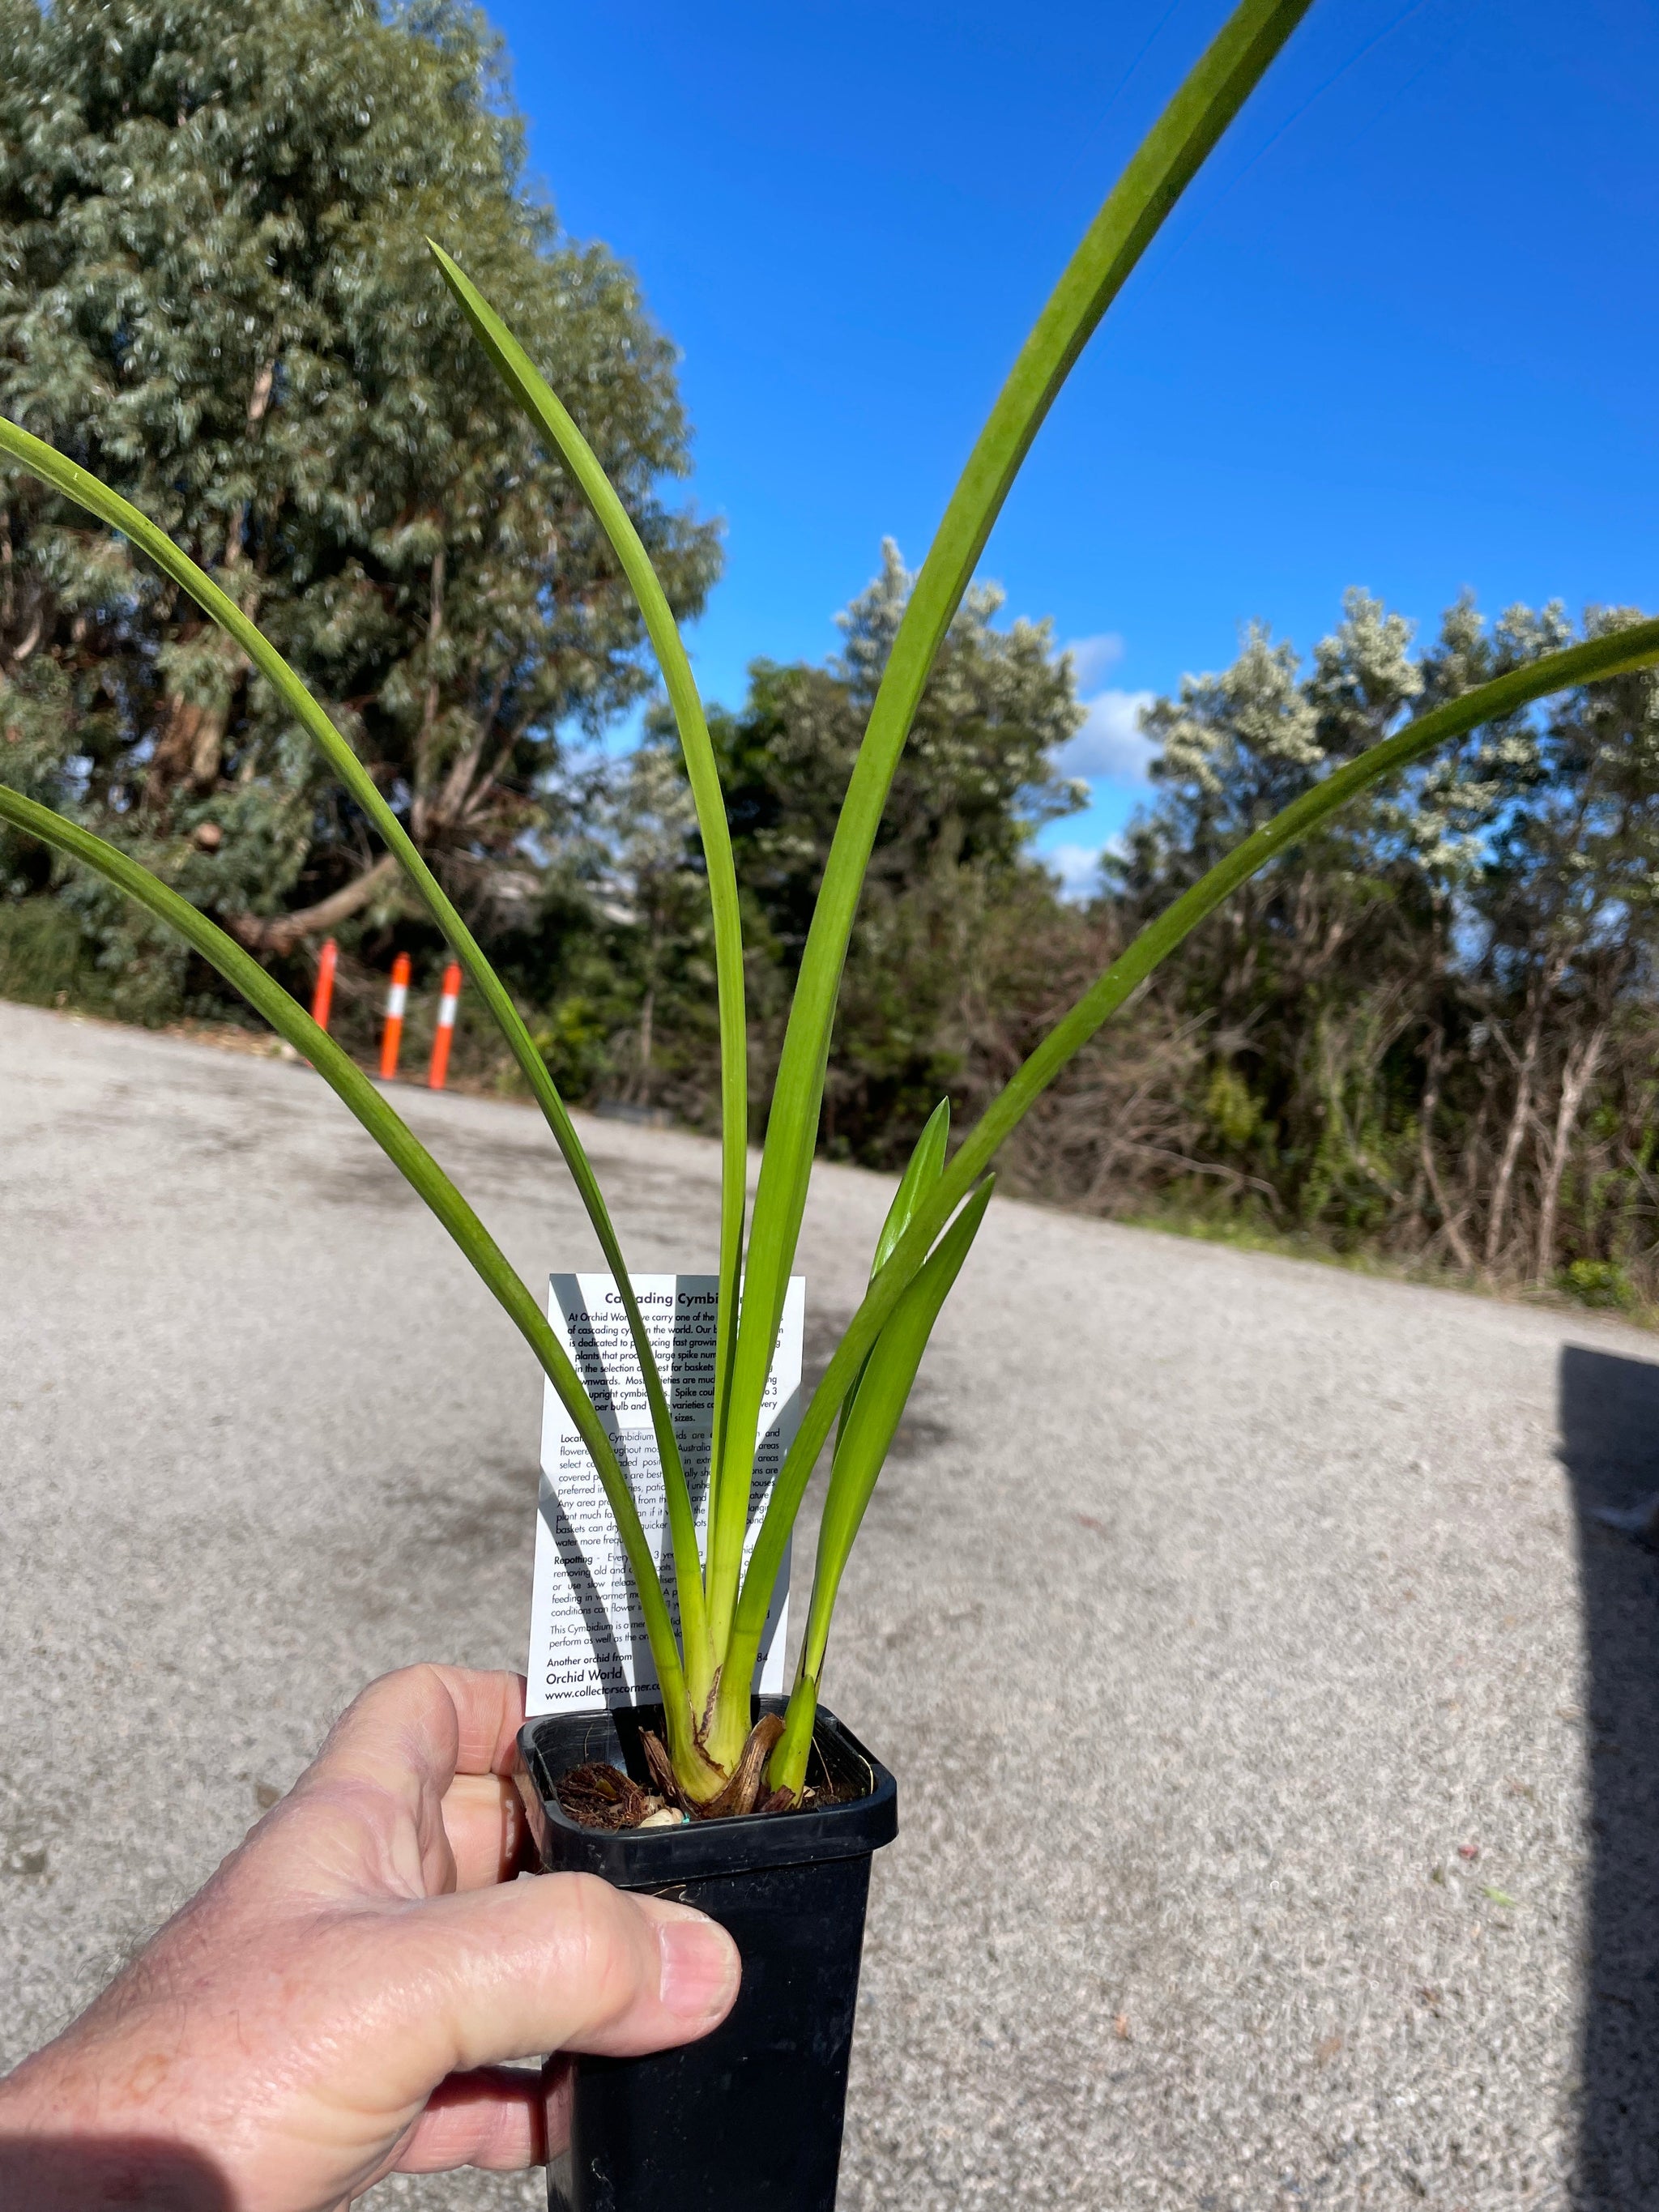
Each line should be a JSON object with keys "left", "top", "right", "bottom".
{"left": 642, "top": 1711, "right": 795, "bottom": 1821}
{"left": 558, "top": 1712, "right": 827, "bottom": 1830}
{"left": 554, "top": 1761, "right": 652, "bottom": 1830}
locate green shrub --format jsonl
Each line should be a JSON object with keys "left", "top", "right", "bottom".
{"left": 0, "top": 897, "right": 103, "bottom": 1010}
{"left": 1205, "top": 1062, "right": 1262, "bottom": 1149}
{"left": 1561, "top": 1258, "right": 1637, "bottom": 1311}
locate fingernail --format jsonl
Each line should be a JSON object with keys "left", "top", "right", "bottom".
{"left": 656, "top": 1913, "right": 740, "bottom": 2024}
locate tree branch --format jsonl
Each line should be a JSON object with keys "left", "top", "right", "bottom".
{"left": 230, "top": 852, "right": 399, "bottom": 955}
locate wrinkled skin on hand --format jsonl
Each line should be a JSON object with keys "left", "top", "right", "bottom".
{"left": 0, "top": 1666, "right": 740, "bottom": 2210}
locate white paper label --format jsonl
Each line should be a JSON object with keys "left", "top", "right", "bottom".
{"left": 527, "top": 1273, "right": 804, "bottom": 1715}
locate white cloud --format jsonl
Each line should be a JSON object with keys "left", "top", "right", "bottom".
{"left": 1058, "top": 687, "right": 1157, "bottom": 782}
{"left": 1043, "top": 841, "right": 1107, "bottom": 901}
{"left": 1063, "top": 632, "right": 1124, "bottom": 693}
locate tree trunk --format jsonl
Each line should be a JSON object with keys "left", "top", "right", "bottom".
{"left": 1418, "top": 1029, "right": 1476, "bottom": 1272}
{"left": 1483, "top": 987, "right": 1548, "bottom": 1272}
{"left": 410, "top": 541, "right": 446, "bottom": 843}
{"left": 147, "top": 688, "right": 228, "bottom": 799}
{"left": 231, "top": 852, "right": 399, "bottom": 956}
{"left": 220, "top": 360, "right": 276, "bottom": 569}
{"left": 633, "top": 982, "right": 656, "bottom": 1100}
{"left": 1532, "top": 1022, "right": 1608, "bottom": 1286}
{"left": 146, "top": 361, "right": 275, "bottom": 807}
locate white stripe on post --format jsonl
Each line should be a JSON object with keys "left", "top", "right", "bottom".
{"left": 428, "top": 960, "right": 463, "bottom": 1091}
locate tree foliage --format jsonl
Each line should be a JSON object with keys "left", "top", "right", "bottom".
{"left": 0, "top": 0, "right": 719, "bottom": 1016}
{"left": 4, "top": 4, "right": 1657, "bottom": 1306}
{"left": 701, "top": 539, "right": 1083, "bottom": 1153}
{"left": 1052, "top": 592, "right": 1659, "bottom": 1294}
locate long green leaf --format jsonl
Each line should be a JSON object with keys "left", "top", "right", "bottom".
{"left": 0, "top": 410, "right": 709, "bottom": 1678}
{"left": 714, "top": 0, "right": 1317, "bottom": 1664}
{"left": 428, "top": 245, "right": 748, "bottom": 1682}
{"left": 770, "top": 1177, "right": 994, "bottom": 1796}
{"left": 837, "top": 1097, "right": 950, "bottom": 1451}
{"left": 709, "top": 613, "right": 1659, "bottom": 1753}
{"left": 0, "top": 780, "right": 720, "bottom": 1773}
{"left": 872, "top": 1097, "right": 951, "bottom": 1278}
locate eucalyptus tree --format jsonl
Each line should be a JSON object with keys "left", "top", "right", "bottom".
{"left": 1111, "top": 592, "right": 1437, "bottom": 1218}
{"left": 599, "top": 737, "right": 719, "bottom": 1109}
{"left": 714, "top": 541, "right": 1083, "bottom": 967}
{"left": 1456, "top": 617, "right": 1659, "bottom": 1278}
{"left": 0, "top": 0, "right": 718, "bottom": 1012}
{"left": 1104, "top": 590, "right": 1659, "bottom": 1280}
{"left": 706, "top": 541, "right": 1085, "bottom": 1153}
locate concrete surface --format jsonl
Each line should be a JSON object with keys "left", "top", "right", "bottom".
{"left": 1, "top": 997, "right": 1656, "bottom": 2210}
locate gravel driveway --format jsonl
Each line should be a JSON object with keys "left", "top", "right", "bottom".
{"left": 2, "top": 997, "right": 1655, "bottom": 2210}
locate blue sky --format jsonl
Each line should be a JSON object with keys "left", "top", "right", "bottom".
{"left": 481, "top": 0, "right": 1659, "bottom": 895}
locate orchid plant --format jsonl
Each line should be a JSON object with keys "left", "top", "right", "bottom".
{"left": 4, "top": 0, "right": 1657, "bottom": 1811}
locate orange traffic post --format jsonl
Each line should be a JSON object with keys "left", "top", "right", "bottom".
{"left": 309, "top": 937, "right": 338, "bottom": 1034}
{"left": 378, "top": 951, "right": 411, "bottom": 1080}
{"left": 428, "top": 961, "right": 463, "bottom": 1090}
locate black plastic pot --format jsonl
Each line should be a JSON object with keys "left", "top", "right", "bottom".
{"left": 514, "top": 1699, "right": 898, "bottom": 2212}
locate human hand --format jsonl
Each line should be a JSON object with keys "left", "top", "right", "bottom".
{"left": 0, "top": 1664, "right": 740, "bottom": 2210}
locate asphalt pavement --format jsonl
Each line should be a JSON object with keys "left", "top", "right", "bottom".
{"left": 2, "top": 997, "right": 1656, "bottom": 2210}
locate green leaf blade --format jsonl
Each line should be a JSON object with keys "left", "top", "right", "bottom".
{"left": 719, "top": 0, "right": 1317, "bottom": 1644}
{"left": 838, "top": 1097, "right": 951, "bottom": 1452}
{"left": 872, "top": 1098, "right": 951, "bottom": 1279}
{"left": 427, "top": 244, "right": 750, "bottom": 1677}
{"left": 0, "top": 778, "right": 710, "bottom": 1759}
{"left": 723, "top": 612, "right": 1659, "bottom": 1763}
{"left": 0, "top": 403, "right": 712, "bottom": 1693}
{"left": 770, "top": 1178, "right": 996, "bottom": 1798}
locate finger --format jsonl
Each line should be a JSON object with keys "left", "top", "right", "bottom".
{"left": 394, "top": 2065, "right": 544, "bottom": 2174}
{"left": 385, "top": 1873, "right": 740, "bottom": 2088}
{"left": 312, "top": 1666, "right": 527, "bottom": 1805}
{"left": 424, "top": 1665, "right": 528, "bottom": 1778}
{"left": 441, "top": 1773, "right": 527, "bottom": 1890}
{"left": 266, "top": 1669, "right": 527, "bottom": 1905}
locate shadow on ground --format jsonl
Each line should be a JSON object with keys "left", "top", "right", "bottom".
{"left": 1558, "top": 1345, "right": 1659, "bottom": 2207}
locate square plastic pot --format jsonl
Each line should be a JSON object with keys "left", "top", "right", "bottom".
{"left": 514, "top": 1699, "right": 898, "bottom": 2212}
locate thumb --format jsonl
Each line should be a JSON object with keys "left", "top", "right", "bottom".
{"left": 382, "top": 1871, "right": 740, "bottom": 2087}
